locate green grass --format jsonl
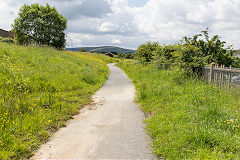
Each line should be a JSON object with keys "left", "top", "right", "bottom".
{"left": 0, "top": 42, "right": 110, "bottom": 159}
{"left": 118, "top": 61, "right": 240, "bottom": 159}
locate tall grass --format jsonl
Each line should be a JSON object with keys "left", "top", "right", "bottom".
{"left": 118, "top": 61, "right": 240, "bottom": 159}
{"left": 0, "top": 42, "right": 110, "bottom": 159}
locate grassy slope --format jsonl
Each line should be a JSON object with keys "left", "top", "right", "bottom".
{"left": 0, "top": 42, "right": 111, "bottom": 159}
{"left": 118, "top": 61, "right": 240, "bottom": 159}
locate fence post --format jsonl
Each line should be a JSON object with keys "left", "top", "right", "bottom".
{"left": 228, "top": 65, "right": 232, "bottom": 88}
{"left": 210, "top": 62, "right": 214, "bottom": 83}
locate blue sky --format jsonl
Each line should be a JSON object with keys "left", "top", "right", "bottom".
{"left": 1, "top": 0, "right": 240, "bottom": 49}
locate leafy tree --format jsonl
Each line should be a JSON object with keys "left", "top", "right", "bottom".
{"left": 136, "top": 42, "right": 159, "bottom": 62}
{"left": 12, "top": 3, "right": 67, "bottom": 49}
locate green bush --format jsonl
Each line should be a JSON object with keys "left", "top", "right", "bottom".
{"left": 153, "top": 45, "right": 180, "bottom": 69}
{"left": 118, "top": 52, "right": 126, "bottom": 59}
{"left": 179, "top": 44, "right": 205, "bottom": 76}
{"left": 136, "top": 29, "right": 237, "bottom": 76}
{"left": 1, "top": 37, "right": 15, "bottom": 43}
{"left": 182, "top": 29, "right": 234, "bottom": 66}
{"left": 232, "top": 57, "right": 240, "bottom": 68}
{"left": 136, "top": 42, "right": 159, "bottom": 63}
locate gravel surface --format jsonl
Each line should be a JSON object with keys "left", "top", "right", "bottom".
{"left": 31, "top": 63, "right": 155, "bottom": 159}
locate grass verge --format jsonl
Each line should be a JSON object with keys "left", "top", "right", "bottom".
{"left": 118, "top": 60, "right": 240, "bottom": 159}
{"left": 0, "top": 42, "right": 110, "bottom": 159}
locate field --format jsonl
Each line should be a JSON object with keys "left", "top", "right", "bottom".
{"left": 0, "top": 42, "right": 112, "bottom": 159}
{"left": 118, "top": 60, "right": 240, "bottom": 159}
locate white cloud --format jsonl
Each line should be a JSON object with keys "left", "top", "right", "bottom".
{"left": 98, "top": 21, "right": 119, "bottom": 32}
{"left": 1, "top": 0, "right": 240, "bottom": 49}
{"left": 112, "top": 39, "right": 122, "bottom": 44}
{"left": 0, "top": 1, "right": 18, "bottom": 30}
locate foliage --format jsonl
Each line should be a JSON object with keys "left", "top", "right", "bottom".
{"left": 118, "top": 60, "right": 240, "bottom": 159}
{"left": 0, "top": 42, "right": 109, "bottom": 159}
{"left": 182, "top": 29, "right": 233, "bottom": 66}
{"left": 0, "top": 36, "right": 15, "bottom": 44}
{"left": 12, "top": 3, "right": 67, "bottom": 49}
{"left": 125, "top": 53, "right": 134, "bottom": 59}
{"left": 118, "top": 52, "right": 126, "bottom": 59}
{"left": 153, "top": 45, "right": 180, "bottom": 69}
{"left": 179, "top": 44, "right": 205, "bottom": 76}
{"left": 136, "top": 30, "right": 237, "bottom": 76}
{"left": 136, "top": 42, "right": 159, "bottom": 62}
{"left": 118, "top": 52, "right": 134, "bottom": 59}
{"left": 232, "top": 57, "right": 240, "bottom": 68}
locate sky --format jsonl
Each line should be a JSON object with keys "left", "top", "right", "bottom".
{"left": 0, "top": 0, "right": 240, "bottom": 49}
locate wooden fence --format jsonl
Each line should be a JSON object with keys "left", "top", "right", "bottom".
{"left": 204, "top": 63, "right": 240, "bottom": 86}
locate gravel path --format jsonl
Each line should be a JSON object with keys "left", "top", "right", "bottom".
{"left": 31, "top": 63, "right": 155, "bottom": 159}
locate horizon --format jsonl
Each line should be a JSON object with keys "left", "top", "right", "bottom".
{"left": 66, "top": 45, "right": 136, "bottom": 50}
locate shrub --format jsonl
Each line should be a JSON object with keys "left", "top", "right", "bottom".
{"left": 153, "top": 45, "right": 180, "bottom": 69}
{"left": 182, "top": 29, "right": 234, "bottom": 66}
{"left": 232, "top": 57, "right": 240, "bottom": 68}
{"left": 1, "top": 37, "right": 15, "bottom": 43}
{"left": 136, "top": 42, "right": 159, "bottom": 63}
{"left": 179, "top": 44, "right": 205, "bottom": 76}
{"left": 118, "top": 52, "right": 126, "bottom": 59}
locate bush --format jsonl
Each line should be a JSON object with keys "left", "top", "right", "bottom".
{"left": 118, "top": 52, "right": 126, "bottom": 59}
{"left": 136, "top": 42, "right": 159, "bottom": 63}
{"left": 136, "top": 29, "right": 237, "bottom": 76}
{"left": 153, "top": 45, "right": 180, "bottom": 69}
{"left": 179, "top": 44, "right": 205, "bottom": 76}
{"left": 182, "top": 29, "right": 234, "bottom": 66}
{"left": 1, "top": 37, "right": 15, "bottom": 43}
{"left": 232, "top": 57, "right": 240, "bottom": 68}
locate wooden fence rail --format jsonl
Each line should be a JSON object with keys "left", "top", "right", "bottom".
{"left": 204, "top": 62, "right": 240, "bottom": 86}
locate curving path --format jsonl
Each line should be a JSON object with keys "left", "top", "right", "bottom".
{"left": 31, "top": 63, "right": 155, "bottom": 159}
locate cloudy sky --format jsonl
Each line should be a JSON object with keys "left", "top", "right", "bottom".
{"left": 0, "top": 0, "right": 240, "bottom": 49}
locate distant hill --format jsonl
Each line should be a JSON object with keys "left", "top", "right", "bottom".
{"left": 67, "top": 46, "right": 136, "bottom": 54}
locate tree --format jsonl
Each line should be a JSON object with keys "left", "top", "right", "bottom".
{"left": 12, "top": 3, "right": 67, "bottom": 49}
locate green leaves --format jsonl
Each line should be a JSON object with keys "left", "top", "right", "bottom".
{"left": 12, "top": 3, "right": 67, "bottom": 49}
{"left": 136, "top": 42, "right": 159, "bottom": 63}
{"left": 135, "top": 29, "right": 238, "bottom": 76}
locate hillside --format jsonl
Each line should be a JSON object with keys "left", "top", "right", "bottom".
{"left": 67, "top": 46, "right": 136, "bottom": 54}
{"left": 0, "top": 42, "right": 112, "bottom": 159}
